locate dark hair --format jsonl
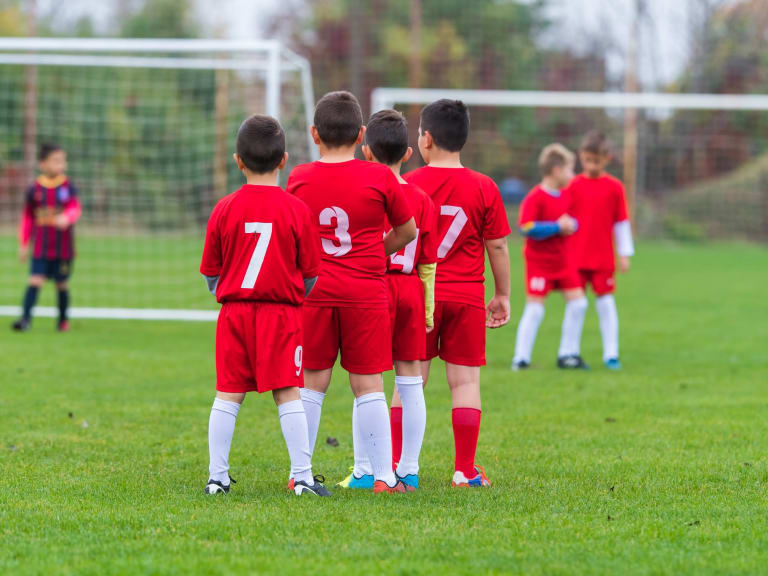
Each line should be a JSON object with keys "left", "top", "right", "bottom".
{"left": 235, "top": 114, "right": 285, "bottom": 174}
{"left": 419, "top": 99, "right": 469, "bottom": 152}
{"left": 538, "top": 143, "right": 575, "bottom": 177}
{"left": 365, "top": 109, "right": 409, "bottom": 165}
{"left": 39, "top": 143, "right": 63, "bottom": 161}
{"left": 313, "top": 91, "right": 363, "bottom": 148}
{"left": 580, "top": 130, "right": 610, "bottom": 155}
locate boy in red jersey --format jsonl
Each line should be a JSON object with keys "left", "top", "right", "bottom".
{"left": 569, "top": 131, "right": 634, "bottom": 370}
{"left": 512, "top": 144, "right": 590, "bottom": 371}
{"left": 339, "top": 109, "right": 438, "bottom": 491}
{"left": 13, "top": 143, "right": 82, "bottom": 332}
{"left": 200, "top": 115, "right": 328, "bottom": 497}
{"left": 404, "top": 99, "right": 511, "bottom": 487}
{"left": 286, "top": 92, "right": 417, "bottom": 494}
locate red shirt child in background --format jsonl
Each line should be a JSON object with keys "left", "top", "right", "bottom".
{"left": 512, "top": 144, "right": 590, "bottom": 371}
{"left": 286, "top": 91, "right": 417, "bottom": 494}
{"left": 339, "top": 109, "right": 438, "bottom": 491}
{"left": 13, "top": 143, "right": 81, "bottom": 333}
{"left": 200, "top": 114, "right": 328, "bottom": 497}
{"left": 569, "top": 131, "right": 635, "bottom": 370}
{"left": 405, "top": 99, "right": 511, "bottom": 488}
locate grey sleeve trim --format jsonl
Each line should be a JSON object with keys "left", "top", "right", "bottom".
{"left": 304, "top": 276, "right": 318, "bottom": 297}
{"left": 204, "top": 275, "right": 219, "bottom": 297}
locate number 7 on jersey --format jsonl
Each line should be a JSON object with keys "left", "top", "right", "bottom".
{"left": 241, "top": 222, "right": 273, "bottom": 289}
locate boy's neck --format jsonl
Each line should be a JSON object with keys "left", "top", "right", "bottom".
{"left": 584, "top": 170, "right": 606, "bottom": 179}
{"left": 387, "top": 162, "right": 407, "bottom": 184}
{"left": 540, "top": 177, "right": 561, "bottom": 191}
{"left": 427, "top": 149, "right": 463, "bottom": 169}
{"left": 37, "top": 174, "right": 67, "bottom": 187}
{"left": 318, "top": 143, "right": 357, "bottom": 163}
{"left": 244, "top": 170, "right": 280, "bottom": 187}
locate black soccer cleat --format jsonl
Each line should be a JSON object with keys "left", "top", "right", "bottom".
{"left": 11, "top": 318, "right": 30, "bottom": 332}
{"left": 204, "top": 476, "right": 236, "bottom": 495}
{"left": 557, "top": 355, "right": 591, "bottom": 370}
{"left": 293, "top": 474, "right": 331, "bottom": 497}
{"left": 511, "top": 360, "right": 530, "bottom": 371}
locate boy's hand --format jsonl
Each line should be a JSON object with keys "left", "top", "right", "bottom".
{"left": 426, "top": 325, "right": 435, "bottom": 334}
{"left": 618, "top": 256, "right": 631, "bottom": 273}
{"left": 486, "top": 295, "right": 510, "bottom": 329}
{"left": 18, "top": 245, "right": 28, "bottom": 263}
{"left": 53, "top": 213, "right": 71, "bottom": 230}
{"left": 557, "top": 214, "right": 577, "bottom": 236}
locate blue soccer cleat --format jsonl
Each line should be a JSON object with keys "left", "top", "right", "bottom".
{"left": 337, "top": 467, "right": 375, "bottom": 489}
{"left": 604, "top": 358, "right": 622, "bottom": 370}
{"left": 396, "top": 473, "right": 419, "bottom": 491}
{"left": 452, "top": 466, "right": 491, "bottom": 488}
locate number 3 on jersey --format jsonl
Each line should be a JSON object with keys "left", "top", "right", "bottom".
{"left": 241, "top": 222, "right": 272, "bottom": 289}
{"left": 319, "top": 206, "right": 352, "bottom": 257}
{"left": 438, "top": 205, "right": 468, "bottom": 258}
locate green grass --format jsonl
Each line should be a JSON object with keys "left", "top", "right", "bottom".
{"left": 1, "top": 241, "right": 767, "bottom": 575}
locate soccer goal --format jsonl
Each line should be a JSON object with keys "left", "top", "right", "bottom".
{"left": 0, "top": 38, "right": 316, "bottom": 322}
{"left": 373, "top": 87, "right": 768, "bottom": 244}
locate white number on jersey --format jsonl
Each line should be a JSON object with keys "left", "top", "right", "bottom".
{"left": 529, "top": 276, "right": 546, "bottom": 292}
{"left": 319, "top": 206, "right": 352, "bottom": 257}
{"left": 437, "top": 205, "right": 468, "bottom": 259}
{"left": 294, "top": 345, "right": 303, "bottom": 376}
{"left": 241, "top": 222, "right": 273, "bottom": 289}
{"left": 389, "top": 228, "right": 419, "bottom": 274}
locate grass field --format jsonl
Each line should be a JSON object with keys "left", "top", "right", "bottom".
{"left": 1, "top": 241, "right": 767, "bottom": 575}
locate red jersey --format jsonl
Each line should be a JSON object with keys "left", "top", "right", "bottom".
{"left": 200, "top": 184, "right": 320, "bottom": 306}
{"left": 404, "top": 166, "right": 510, "bottom": 307}
{"left": 518, "top": 185, "right": 573, "bottom": 275}
{"left": 19, "top": 177, "right": 82, "bottom": 260}
{"left": 387, "top": 182, "right": 438, "bottom": 275}
{"left": 286, "top": 159, "right": 412, "bottom": 308}
{"left": 569, "top": 173, "right": 629, "bottom": 272}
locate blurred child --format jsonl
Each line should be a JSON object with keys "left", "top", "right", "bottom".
{"left": 339, "top": 109, "right": 438, "bottom": 491}
{"left": 13, "top": 143, "right": 81, "bottom": 332}
{"left": 405, "top": 99, "right": 511, "bottom": 487}
{"left": 569, "top": 131, "right": 634, "bottom": 370}
{"left": 200, "top": 114, "right": 328, "bottom": 496}
{"left": 512, "top": 144, "right": 590, "bottom": 370}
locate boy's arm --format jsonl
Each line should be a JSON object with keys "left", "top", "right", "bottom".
{"left": 54, "top": 185, "right": 82, "bottom": 230}
{"left": 384, "top": 218, "right": 417, "bottom": 255}
{"left": 485, "top": 237, "right": 510, "bottom": 329}
{"left": 203, "top": 275, "right": 219, "bottom": 296}
{"left": 297, "top": 202, "right": 321, "bottom": 297}
{"left": 614, "top": 220, "right": 634, "bottom": 272}
{"left": 416, "top": 262, "right": 436, "bottom": 328}
{"left": 18, "top": 187, "right": 34, "bottom": 261}
{"left": 382, "top": 169, "right": 417, "bottom": 255}
{"left": 200, "top": 206, "right": 222, "bottom": 297}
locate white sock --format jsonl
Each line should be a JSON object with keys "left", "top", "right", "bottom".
{"left": 355, "top": 392, "right": 397, "bottom": 486}
{"left": 558, "top": 296, "right": 588, "bottom": 357}
{"left": 352, "top": 400, "right": 373, "bottom": 477}
{"left": 278, "top": 400, "right": 314, "bottom": 484}
{"left": 513, "top": 302, "right": 545, "bottom": 363}
{"left": 395, "top": 375, "right": 426, "bottom": 477}
{"left": 208, "top": 398, "right": 241, "bottom": 485}
{"left": 299, "top": 388, "right": 325, "bottom": 458}
{"left": 596, "top": 294, "right": 619, "bottom": 361}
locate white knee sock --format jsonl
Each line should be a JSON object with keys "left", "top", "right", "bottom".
{"left": 513, "top": 302, "right": 545, "bottom": 363}
{"left": 208, "top": 398, "right": 241, "bottom": 484}
{"left": 352, "top": 400, "right": 372, "bottom": 477}
{"left": 278, "top": 399, "right": 314, "bottom": 484}
{"left": 299, "top": 388, "right": 325, "bottom": 458}
{"left": 355, "top": 392, "right": 397, "bottom": 486}
{"left": 596, "top": 294, "right": 619, "bottom": 361}
{"left": 558, "top": 296, "right": 588, "bottom": 357}
{"left": 395, "top": 375, "right": 426, "bottom": 477}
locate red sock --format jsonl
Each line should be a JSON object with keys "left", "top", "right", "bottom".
{"left": 452, "top": 407, "right": 481, "bottom": 478}
{"left": 390, "top": 406, "right": 403, "bottom": 470}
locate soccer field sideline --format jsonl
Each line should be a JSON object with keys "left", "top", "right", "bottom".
{"left": 1, "top": 241, "right": 767, "bottom": 575}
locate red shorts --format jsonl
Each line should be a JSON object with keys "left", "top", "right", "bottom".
{"left": 426, "top": 301, "right": 486, "bottom": 367}
{"left": 303, "top": 305, "right": 392, "bottom": 374}
{"left": 388, "top": 273, "right": 426, "bottom": 362}
{"left": 525, "top": 266, "right": 582, "bottom": 297}
{"left": 580, "top": 269, "right": 615, "bottom": 295}
{"left": 216, "top": 302, "right": 304, "bottom": 394}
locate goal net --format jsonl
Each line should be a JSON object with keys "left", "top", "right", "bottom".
{"left": 0, "top": 38, "right": 316, "bottom": 321}
{"left": 373, "top": 88, "right": 768, "bottom": 244}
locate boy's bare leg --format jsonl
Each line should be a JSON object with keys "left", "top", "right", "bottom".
{"left": 558, "top": 288, "right": 588, "bottom": 360}
{"left": 350, "top": 372, "right": 397, "bottom": 487}
{"left": 273, "top": 387, "right": 314, "bottom": 485}
{"left": 208, "top": 391, "right": 246, "bottom": 486}
{"left": 512, "top": 296, "right": 546, "bottom": 366}
{"left": 446, "top": 362, "right": 483, "bottom": 480}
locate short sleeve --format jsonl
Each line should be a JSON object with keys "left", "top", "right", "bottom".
{"left": 614, "top": 181, "right": 629, "bottom": 223}
{"left": 200, "top": 205, "right": 222, "bottom": 276}
{"left": 296, "top": 201, "right": 320, "bottom": 278}
{"left": 483, "top": 179, "right": 511, "bottom": 240}
{"left": 383, "top": 169, "right": 412, "bottom": 227}
{"left": 518, "top": 191, "right": 538, "bottom": 227}
{"left": 418, "top": 193, "right": 438, "bottom": 266}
